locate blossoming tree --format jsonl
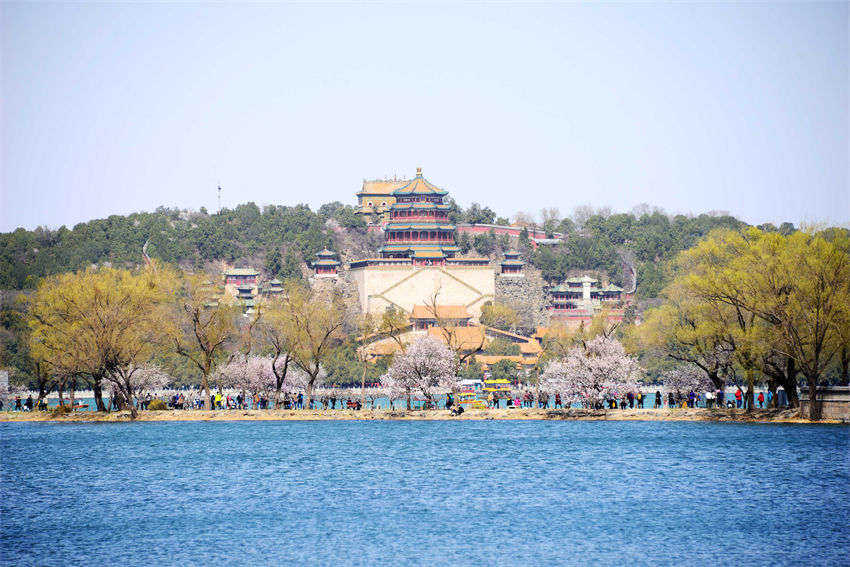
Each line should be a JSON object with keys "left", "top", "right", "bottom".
{"left": 540, "top": 336, "right": 642, "bottom": 408}
{"left": 661, "top": 366, "right": 716, "bottom": 394}
{"left": 381, "top": 336, "right": 458, "bottom": 409}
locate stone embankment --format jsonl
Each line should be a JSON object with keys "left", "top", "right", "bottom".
{"left": 0, "top": 408, "right": 844, "bottom": 424}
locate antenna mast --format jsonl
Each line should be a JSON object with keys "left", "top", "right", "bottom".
{"left": 217, "top": 184, "right": 222, "bottom": 214}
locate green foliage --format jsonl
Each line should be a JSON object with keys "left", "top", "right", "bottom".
{"left": 147, "top": 398, "right": 168, "bottom": 411}
{"left": 456, "top": 232, "right": 472, "bottom": 254}
{"left": 489, "top": 359, "right": 519, "bottom": 381}
{"left": 0, "top": 203, "right": 338, "bottom": 289}
{"left": 483, "top": 338, "right": 521, "bottom": 356}
{"left": 528, "top": 211, "right": 747, "bottom": 296}
{"left": 464, "top": 203, "right": 497, "bottom": 225}
{"left": 322, "top": 340, "right": 384, "bottom": 386}
{"left": 459, "top": 359, "right": 484, "bottom": 380}
{"left": 473, "top": 231, "right": 497, "bottom": 256}
{"left": 264, "top": 249, "right": 303, "bottom": 282}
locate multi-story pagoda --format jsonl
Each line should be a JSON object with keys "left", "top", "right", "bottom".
{"left": 499, "top": 251, "right": 524, "bottom": 276}
{"left": 379, "top": 168, "right": 459, "bottom": 265}
{"left": 312, "top": 249, "right": 340, "bottom": 278}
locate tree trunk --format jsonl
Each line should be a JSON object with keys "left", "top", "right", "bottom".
{"left": 360, "top": 358, "right": 368, "bottom": 410}
{"left": 306, "top": 379, "right": 314, "bottom": 410}
{"left": 69, "top": 379, "right": 76, "bottom": 411}
{"left": 92, "top": 379, "right": 107, "bottom": 412}
{"left": 806, "top": 375, "right": 822, "bottom": 420}
{"left": 780, "top": 357, "right": 799, "bottom": 408}
{"left": 201, "top": 373, "right": 211, "bottom": 410}
{"left": 841, "top": 347, "right": 849, "bottom": 386}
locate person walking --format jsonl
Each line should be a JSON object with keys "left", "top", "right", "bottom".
{"left": 554, "top": 393, "right": 562, "bottom": 409}
{"left": 757, "top": 391, "right": 765, "bottom": 408}
{"left": 655, "top": 390, "right": 662, "bottom": 409}
{"left": 735, "top": 387, "right": 743, "bottom": 409}
{"left": 667, "top": 391, "right": 675, "bottom": 409}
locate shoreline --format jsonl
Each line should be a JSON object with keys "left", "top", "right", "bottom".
{"left": 0, "top": 407, "right": 844, "bottom": 424}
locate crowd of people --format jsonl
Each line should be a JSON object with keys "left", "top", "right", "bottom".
{"left": 3, "top": 384, "right": 792, "bottom": 412}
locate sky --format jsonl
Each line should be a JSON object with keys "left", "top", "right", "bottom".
{"left": 1, "top": 2, "right": 847, "bottom": 232}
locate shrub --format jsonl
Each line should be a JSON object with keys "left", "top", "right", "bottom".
{"left": 147, "top": 398, "right": 169, "bottom": 411}
{"left": 50, "top": 404, "right": 72, "bottom": 417}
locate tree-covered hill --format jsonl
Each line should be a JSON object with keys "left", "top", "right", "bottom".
{"left": 0, "top": 199, "right": 795, "bottom": 298}
{"left": 0, "top": 202, "right": 359, "bottom": 288}
{"left": 528, "top": 211, "right": 766, "bottom": 297}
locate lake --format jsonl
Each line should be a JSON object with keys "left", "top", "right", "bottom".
{"left": 1, "top": 421, "right": 848, "bottom": 566}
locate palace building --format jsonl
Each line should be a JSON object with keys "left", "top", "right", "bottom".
{"left": 499, "top": 251, "right": 525, "bottom": 276}
{"left": 349, "top": 168, "right": 495, "bottom": 317}
{"left": 378, "top": 167, "right": 460, "bottom": 264}
{"left": 355, "top": 177, "right": 409, "bottom": 224}
{"left": 312, "top": 249, "right": 341, "bottom": 278}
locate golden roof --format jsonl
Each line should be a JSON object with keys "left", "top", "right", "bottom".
{"left": 358, "top": 179, "right": 409, "bottom": 196}
{"left": 363, "top": 340, "right": 404, "bottom": 357}
{"left": 475, "top": 354, "right": 527, "bottom": 366}
{"left": 411, "top": 305, "right": 471, "bottom": 320}
{"left": 411, "top": 250, "right": 446, "bottom": 259}
{"left": 519, "top": 341, "right": 543, "bottom": 355}
{"left": 428, "top": 326, "right": 485, "bottom": 351}
{"left": 393, "top": 168, "right": 448, "bottom": 196}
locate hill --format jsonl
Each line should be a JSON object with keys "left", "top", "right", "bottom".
{"left": 0, "top": 200, "right": 789, "bottom": 298}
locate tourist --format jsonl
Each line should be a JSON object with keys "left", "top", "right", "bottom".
{"left": 667, "top": 391, "right": 674, "bottom": 409}
{"left": 14, "top": 395, "right": 22, "bottom": 411}
{"left": 717, "top": 388, "right": 725, "bottom": 408}
{"left": 655, "top": 390, "right": 662, "bottom": 409}
{"left": 25, "top": 395, "right": 33, "bottom": 411}
{"left": 777, "top": 385, "right": 787, "bottom": 407}
{"left": 767, "top": 390, "right": 773, "bottom": 407}
{"left": 757, "top": 391, "right": 765, "bottom": 408}
{"left": 297, "top": 392, "right": 303, "bottom": 409}
{"left": 627, "top": 391, "right": 634, "bottom": 408}
{"left": 445, "top": 392, "right": 453, "bottom": 410}
{"left": 554, "top": 393, "right": 562, "bottom": 409}
{"left": 637, "top": 392, "right": 644, "bottom": 409}
{"left": 735, "top": 387, "right": 743, "bottom": 408}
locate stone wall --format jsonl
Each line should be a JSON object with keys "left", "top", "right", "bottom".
{"left": 494, "top": 267, "right": 548, "bottom": 332}
{"left": 800, "top": 386, "right": 850, "bottom": 420}
{"left": 349, "top": 264, "right": 496, "bottom": 318}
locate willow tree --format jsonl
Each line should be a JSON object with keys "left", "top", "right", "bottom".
{"left": 280, "top": 282, "right": 347, "bottom": 409}
{"left": 676, "top": 228, "right": 850, "bottom": 417}
{"left": 167, "top": 273, "right": 240, "bottom": 410}
{"left": 258, "top": 297, "right": 295, "bottom": 408}
{"left": 26, "top": 265, "right": 170, "bottom": 417}
{"left": 630, "top": 286, "right": 736, "bottom": 391}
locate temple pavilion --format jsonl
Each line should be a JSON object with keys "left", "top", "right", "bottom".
{"left": 312, "top": 249, "right": 340, "bottom": 277}
{"left": 379, "top": 168, "right": 461, "bottom": 265}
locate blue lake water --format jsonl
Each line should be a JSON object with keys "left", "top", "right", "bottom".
{"left": 1, "top": 421, "right": 848, "bottom": 566}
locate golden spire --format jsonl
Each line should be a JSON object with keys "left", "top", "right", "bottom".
{"left": 416, "top": 166, "right": 422, "bottom": 177}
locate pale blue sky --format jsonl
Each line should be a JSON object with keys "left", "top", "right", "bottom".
{"left": 2, "top": 2, "right": 847, "bottom": 232}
